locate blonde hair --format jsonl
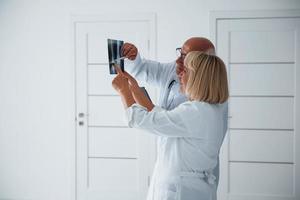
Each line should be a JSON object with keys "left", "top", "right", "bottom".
{"left": 183, "top": 51, "right": 229, "bottom": 104}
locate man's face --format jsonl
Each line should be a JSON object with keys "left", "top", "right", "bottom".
{"left": 176, "top": 43, "right": 190, "bottom": 84}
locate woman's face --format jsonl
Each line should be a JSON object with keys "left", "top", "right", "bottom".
{"left": 179, "top": 66, "right": 189, "bottom": 94}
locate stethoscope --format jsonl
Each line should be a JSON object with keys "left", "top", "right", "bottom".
{"left": 168, "top": 79, "right": 176, "bottom": 89}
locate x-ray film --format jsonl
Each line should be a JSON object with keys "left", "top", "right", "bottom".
{"left": 107, "top": 39, "right": 124, "bottom": 74}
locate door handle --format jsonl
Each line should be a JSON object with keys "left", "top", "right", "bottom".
{"left": 77, "top": 113, "right": 85, "bottom": 126}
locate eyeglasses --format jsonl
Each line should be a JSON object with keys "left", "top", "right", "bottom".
{"left": 176, "top": 48, "right": 187, "bottom": 59}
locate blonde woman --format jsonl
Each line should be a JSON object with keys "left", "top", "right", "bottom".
{"left": 112, "top": 51, "right": 229, "bottom": 200}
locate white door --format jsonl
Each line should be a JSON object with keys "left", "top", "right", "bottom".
{"left": 73, "top": 15, "right": 156, "bottom": 200}
{"left": 212, "top": 11, "right": 300, "bottom": 200}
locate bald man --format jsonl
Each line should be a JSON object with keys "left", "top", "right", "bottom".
{"left": 122, "top": 37, "right": 223, "bottom": 191}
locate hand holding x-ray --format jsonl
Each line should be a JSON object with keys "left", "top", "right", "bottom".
{"left": 122, "top": 43, "right": 138, "bottom": 60}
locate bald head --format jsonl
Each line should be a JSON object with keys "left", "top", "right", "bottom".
{"left": 176, "top": 37, "right": 215, "bottom": 76}
{"left": 182, "top": 37, "right": 215, "bottom": 55}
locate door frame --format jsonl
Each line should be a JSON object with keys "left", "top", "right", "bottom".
{"left": 71, "top": 13, "right": 157, "bottom": 200}
{"left": 210, "top": 9, "right": 300, "bottom": 200}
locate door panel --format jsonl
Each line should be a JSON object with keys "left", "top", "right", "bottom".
{"left": 230, "top": 30, "right": 294, "bottom": 63}
{"left": 229, "top": 162, "right": 293, "bottom": 196}
{"left": 89, "top": 127, "right": 138, "bottom": 158}
{"left": 230, "top": 64, "right": 294, "bottom": 96}
{"left": 88, "top": 96, "right": 126, "bottom": 126}
{"left": 229, "top": 97, "right": 294, "bottom": 129}
{"left": 89, "top": 159, "right": 139, "bottom": 191}
{"left": 229, "top": 130, "right": 293, "bottom": 162}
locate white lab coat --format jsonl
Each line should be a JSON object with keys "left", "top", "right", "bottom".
{"left": 126, "top": 102, "right": 228, "bottom": 200}
{"left": 125, "top": 54, "right": 228, "bottom": 200}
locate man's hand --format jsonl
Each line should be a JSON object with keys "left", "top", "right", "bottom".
{"left": 122, "top": 43, "right": 138, "bottom": 60}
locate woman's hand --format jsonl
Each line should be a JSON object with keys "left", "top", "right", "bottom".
{"left": 123, "top": 71, "right": 140, "bottom": 91}
{"left": 123, "top": 71, "right": 154, "bottom": 111}
{"left": 112, "top": 64, "right": 135, "bottom": 109}
{"left": 112, "top": 64, "right": 130, "bottom": 94}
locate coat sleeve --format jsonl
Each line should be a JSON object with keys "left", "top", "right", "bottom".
{"left": 126, "top": 103, "right": 201, "bottom": 138}
{"left": 125, "top": 53, "right": 175, "bottom": 88}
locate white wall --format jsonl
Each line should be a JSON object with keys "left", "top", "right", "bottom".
{"left": 0, "top": 0, "right": 299, "bottom": 199}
